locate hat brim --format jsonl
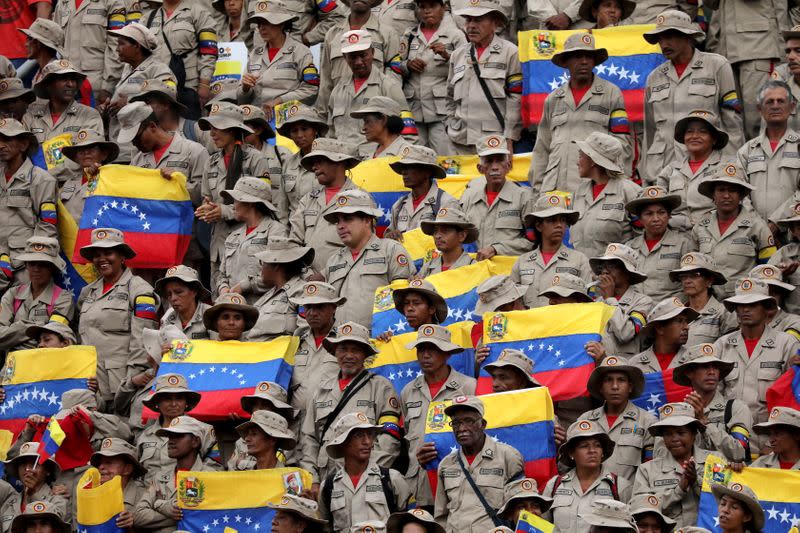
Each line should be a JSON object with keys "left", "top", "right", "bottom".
{"left": 711, "top": 485, "right": 765, "bottom": 531}
{"left": 90, "top": 449, "right": 147, "bottom": 478}
{"left": 674, "top": 115, "right": 729, "bottom": 150}
{"left": 25, "top": 324, "right": 77, "bottom": 344}
{"left": 129, "top": 89, "right": 189, "bottom": 115}
{"left": 341, "top": 43, "right": 373, "bottom": 54}
{"left": 386, "top": 513, "right": 446, "bottom": 533}
{"left": 254, "top": 247, "right": 315, "bottom": 266}
{"left": 420, "top": 219, "right": 479, "bottom": 244}
{"left": 752, "top": 417, "right": 800, "bottom": 435}
{"left": 586, "top": 364, "right": 645, "bottom": 399}
{"left": 589, "top": 256, "right": 647, "bottom": 284}
{"left": 392, "top": 287, "right": 448, "bottom": 324}
{"left": 243, "top": 116, "right": 276, "bottom": 139}
{"left": 697, "top": 177, "right": 754, "bottom": 199}
{"left": 784, "top": 29, "right": 800, "bottom": 40}
{"left": 573, "top": 139, "right": 623, "bottom": 173}
{"left": 484, "top": 360, "right": 541, "bottom": 387}
{"left": 300, "top": 150, "right": 360, "bottom": 171}
{"left": 322, "top": 205, "right": 383, "bottom": 224}
{"left": 405, "top": 337, "right": 464, "bottom": 354}
{"left": 723, "top": 293, "right": 777, "bottom": 312}
{"left": 625, "top": 194, "right": 682, "bottom": 216}
{"left": 474, "top": 285, "right": 526, "bottom": 315}
{"left": 760, "top": 277, "right": 796, "bottom": 292}
{"left": 197, "top": 115, "right": 253, "bottom": 134}
{"left": 15, "top": 251, "right": 66, "bottom": 271}
{"left": 18, "top": 28, "right": 63, "bottom": 55}
{"left": 248, "top": 12, "right": 298, "bottom": 25}
{"left": 266, "top": 502, "right": 328, "bottom": 525}
{"left": 33, "top": 70, "right": 87, "bottom": 98}
{"left": 629, "top": 507, "right": 676, "bottom": 527}
{"left": 552, "top": 47, "right": 609, "bottom": 69}
{"left": 452, "top": 6, "right": 508, "bottom": 26}
{"left": 79, "top": 241, "right": 137, "bottom": 260}
{"left": 443, "top": 402, "right": 482, "bottom": 417}
{"left": 289, "top": 294, "right": 347, "bottom": 306}
{"left": 323, "top": 335, "right": 379, "bottom": 356}
{"left": 523, "top": 208, "right": 580, "bottom": 227}
{"left": 203, "top": 303, "right": 259, "bottom": 331}
{"left": 325, "top": 422, "right": 380, "bottom": 458}
{"left": 648, "top": 417, "right": 705, "bottom": 436}
{"left": 11, "top": 512, "right": 70, "bottom": 533}
{"left": 559, "top": 432, "right": 615, "bottom": 467}
{"left": 6, "top": 452, "right": 61, "bottom": 482}
{"left": 116, "top": 123, "right": 142, "bottom": 144}
{"left": 668, "top": 265, "right": 727, "bottom": 285}
{"left": 577, "top": 0, "right": 635, "bottom": 23}
{"left": 277, "top": 116, "right": 329, "bottom": 137}
{"left": 537, "top": 285, "right": 592, "bottom": 302}
{"left": 142, "top": 388, "right": 202, "bottom": 411}
{"left": 389, "top": 160, "right": 447, "bottom": 180}
{"left": 220, "top": 189, "right": 278, "bottom": 213}
{"left": 154, "top": 275, "right": 212, "bottom": 302}
{"left": 0, "top": 87, "right": 36, "bottom": 104}
{"left": 777, "top": 215, "right": 800, "bottom": 228}
{"left": 61, "top": 141, "right": 120, "bottom": 164}
{"left": 235, "top": 419, "right": 298, "bottom": 450}
{"left": 643, "top": 26, "right": 705, "bottom": 44}
{"left": 240, "top": 395, "right": 297, "bottom": 418}
{"left": 673, "top": 356, "right": 734, "bottom": 386}
{"left": 640, "top": 306, "right": 700, "bottom": 337}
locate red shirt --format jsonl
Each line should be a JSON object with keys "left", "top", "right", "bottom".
{"left": 51, "top": 112, "right": 62, "bottom": 124}
{"left": 427, "top": 377, "right": 447, "bottom": 398}
{"left": 349, "top": 474, "right": 361, "bottom": 487}
{"left": 0, "top": 0, "right": 43, "bottom": 59}
{"left": 717, "top": 217, "right": 736, "bottom": 236}
{"left": 592, "top": 182, "right": 607, "bottom": 200}
{"left": 673, "top": 63, "right": 688, "bottom": 77}
{"left": 770, "top": 140, "right": 779, "bottom": 152}
{"left": 421, "top": 27, "right": 437, "bottom": 41}
{"left": 314, "top": 334, "right": 326, "bottom": 348}
{"left": 465, "top": 453, "right": 477, "bottom": 465}
{"left": 475, "top": 46, "right": 487, "bottom": 59}
{"left": 645, "top": 238, "right": 661, "bottom": 251}
{"left": 654, "top": 352, "right": 676, "bottom": 371}
{"left": 441, "top": 265, "right": 450, "bottom": 272}
{"left": 606, "top": 415, "right": 618, "bottom": 428}
{"left": 486, "top": 191, "right": 499, "bottom": 206}
{"left": 325, "top": 186, "right": 341, "bottom": 204}
{"left": 102, "top": 282, "right": 115, "bottom": 294}
{"left": 541, "top": 251, "right": 555, "bottom": 265}
{"left": 267, "top": 47, "right": 280, "bottom": 62}
{"left": 153, "top": 137, "right": 174, "bottom": 164}
{"left": 4, "top": 171, "right": 13, "bottom": 183}
{"left": 412, "top": 194, "right": 426, "bottom": 211}
{"left": 353, "top": 77, "right": 367, "bottom": 93}
{"left": 351, "top": 249, "right": 361, "bottom": 261}
{"left": 779, "top": 460, "right": 796, "bottom": 469}
{"left": 571, "top": 85, "right": 590, "bottom": 104}
{"left": 245, "top": 226, "right": 258, "bottom": 235}
{"left": 688, "top": 159, "right": 706, "bottom": 174}
{"left": 339, "top": 376, "right": 354, "bottom": 391}
{"left": 744, "top": 337, "right": 760, "bottom": 356}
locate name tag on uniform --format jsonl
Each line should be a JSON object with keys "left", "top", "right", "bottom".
{"left": 328, "top": 264, "right": 347, "bottom": 273}
{"left": 277, "top": 62, "right": 298, "bottom": 70}
{"left": 555, "top": 488, "right": 573, "bottom": 496}
{"left": 654, "top": 479, "right": 678, "bottom": 487}
{"left": 366, "top": 485, "right": 383, "bottom": 493}
{"left": 620, "top": 427, "right": 645, "bottom": 436}
{"left": 651, "top": 83, "right": 669, "bottom": 93}
{"left": 555, "top": 267, "right": 578, "bottom": 275}
{"left": 483, "top": 62, "right": 506, "bottom": 70}
{"left": 660, "top": 253, "right": 680, "bottom": 259}
{"left": 356, "top": 400, "right": 374, "bottom": 407}
{"left": 602, "top": 203, "right": 623, "bottom": 210}
{"left": 760, "top": 361, "right": 783, "bottom": 369}
{"left": 406, "top": 401, "right": 423, "bottom": 408}
{"left": 442, "top": 471, "right": 461, "bottom": 478}
{"left": 251, "top": 238, "right": 269, "bottom": 245}
{"left": 479, "top": 468, "right": 503, "bottom": 476}
{"left": 316, "top": 400, "right": 333, "bottom": 408}
{"left": 364, "top": 257, "right": 386, "bottom": 265}
{"left": 499, "top": 210, "right": 520, "bottom": 217}
{"left": 691, "top": 78, "right": 715, "bottom": 85}
{"left": 588, "top": 105, "right": 609, "bottom": 114}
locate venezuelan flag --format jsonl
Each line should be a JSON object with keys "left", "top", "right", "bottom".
{"left": 145, "top": 337, "right": 298, "bottom": 421}
{"left": 423, "top": 388, "right": 557, "bottom": 494}
{"left": 77, "top": 467, "right": 125, "bottom": 533}
{"left": 516, "top": 510, "right": 554, "bottom": 533}
{"left": 0, "top": 346, "right": 96, "bottom": 439}
{"left": 371, "top": 256, "right": 515, "bottom": 337}
{"left": 478, "top": 303, "right": 614, "bottom": 399}
{"left": 0, "top": 254, "right": 11, "bottom": 279}
{"left": 400, "top": 110, "right": 418, "bottom": 135}
{"left": 56, "top": 200, "right": 97, "bottom": 301}
{"left": 302, "top": 64, "right": 320, "bottom": 86}
{"left": 632, "top": 368, "right": 692, "bottom": 415}
{"left": 199, "top": 30, "right": 219, "bottom": 57}
{"left": 107, "top": 11, "right": 126, "bottom": 30}
{"left": 519, "top": 25, "right": 662, "bottom": 127}
{"left": 767, "top": 366, "right": 800, "bottom": 413}
{"left": 400, "top": 228, "right": 478, "bottom": 271}
{"left": 38, "top": 417, "right": 65, "bottom": 461}
{"left": 697, "top": 454, "right": 800, "bottom": 532}
{"left": 74, "top": 165, "right": 194, "bottom": 269}
{"left": 177, "top": 468, "right": 313, "bottom": 531}
{"left": 316, "top": 0, "right": 337, "bottom": 13}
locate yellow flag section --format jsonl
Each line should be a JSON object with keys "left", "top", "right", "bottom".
{"left": 697, "top": 453, "right": 800, "bottom": 531}
{"left": 400, "top": 228, "right": 437, "bottom": 265}
{"left": 516, "top": 510, "right": 555, "bottom": 533}
{"left": 56, "top": 199, "right": 97, "bottom": 291}
{"left": 177, "top": 468, "right": 313, "bottom": 531}
{"left": 77, "top": 467, "right": 125, "bottom": 530}
{"left": 41, "top": 133, "right": 72, "bottom": 170}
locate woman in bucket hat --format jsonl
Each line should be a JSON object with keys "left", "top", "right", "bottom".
{"left": 269, "top": 494, "right": 327, "bottom": 533}
{"left": 154, "top": 265, "right": 213, "bottom": 341}
{"left": 0, "top": 237, "right": 74, "bottom": 352}
{"left": 711, "top": 482, "right": 764, "bottom": 533}
{"left": 58, "top": 129, "right": 120, "bottom": 223}
{"left": 10, "top": 500, "right": 70, "bottom": 533}
{"left": 625, "top": 186, "right": 692, "bottom": 302}
{"left": 670, "top": 252, "right": 738, "bottom": 346}
{"left": 691, "top": 161, "right": 776, "bottom": 298}
{"left": 202, "top": 292, "right": 260, "bottom": 340}
{"left": 542, "top": 420, "right": 631, "bottom": 533}
{"left": 655, "top": 110, "right": 730, "bottom": 232}
{"left": 418, "top": 207, "right": 478, "bottom": 276}
{"left": 25, "top": 316, "right": 77, "bottom": 348}
{"left": 633, "top": 402, "right": 712, "bottom": 528}
{"left": 5, "top": 442, "right": 65, "bottom": 520}
{"left": 375, "top": 279, "right": 448, "bottom": 343}
{"left": 630, "top": 493, "right": 676, "bottom": 533}
{"left": 351, "top": 96, "right": 413, "bottom": 160}
{"left": 387, "top": 508, "right": 443, "bottom": 533}
{"left": 571, "top": 132, "right": 642, "bottom": 259}
{"left": 77, "top": 228, "right": 158, "bottom": 407}
{"left": 767, "top": 199, "right": 800, "bottom": 315}
{"left": 234, "top": 410, "right": 298, "bottom": 470}
{"left": 497, "top": 478, "right": 552, "bottom": 525}
{"left": 750, "top": 406, "right": 800, "bottom": 470}
{"left": 511, "top": 191, "right": 591, "bottom": 309}
{"left": 214, "top": 176, "right": 288, "bottom": 303}
{"left": 248, "top": 237, "right": 314, "bottom": 341}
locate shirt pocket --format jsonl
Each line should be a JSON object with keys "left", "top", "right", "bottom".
{"left": 548, "top": 492, "right": 575, "bottom": 528}
{"left": 648, "top": 84, "right": 671, "bottom": 124}
{"left": 82, "top": 11, "right": 108, "bottom": 66}
{"left": 613, "top": 433, "right": 644, "bottom": 466}
{"left": 100, "top": 298, "right": 131, "bottom": 334}
{"left": 365, "top": 481, "right": 391, "bottom": 513}
{"left": 757, "top": 363, "right": 782, "bottom": 398}
{"left": 7, "top": 193, "right": 32, "bottom": 211}
{"left": 451, "top": 67, "right": 467, "bottom": 102}
{"left": 479, "top": 68, "right": 507, "bottom": 131}
{"left": 167, "top": 20, "right": 198, "bottom": 52}
{"left": 433, "top": 84, "right": 449, "bottom": 116}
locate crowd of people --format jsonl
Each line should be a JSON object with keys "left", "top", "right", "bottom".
{"left": 0, "top": 0, "right": 799, "bottom": 531}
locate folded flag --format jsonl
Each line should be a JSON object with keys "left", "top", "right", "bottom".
{"left": 632, "top": 368, "right": 692, "bottom": 416}
{"left": 766, "top": 366, "right": 800, "bottom": 413}
{"left": 478, "top": 303, "right": 614, "bottom": 400}
{"left": 35, "top": 134, "right": 72, "bottom": 171}
{"left": 697, "top": 453, "right": 800, "bottom": 532}
{"left": 372, "top": 256, "right": 516, "bottom": 337}
{"left": 516, "top": 510, "right": 554, "bottom": 533}
{"left": 33, "top": 409, "right": 94, "bottom": 471}
{"left": 177, "top": 468, "right": 313, "bottom": 532}
{"left": 56, "top": 200, "right": 96, "bottom": 300}
{"left": 144, "top": 337, "right": 298, "bottom": 422}
{"left": 74, "top": 165, "right": 194, "bottom": 269}
{"left": 0, "top": 346, "right": 96, "bottom": 441}
{"left": 77, "top": 467, "right": 125, "bottom": 533}
{"left": 519, "top": 25, "right": 661, "bottom": 128}
{"left": 423, "top": 388, "right": 557, "bottom": 495}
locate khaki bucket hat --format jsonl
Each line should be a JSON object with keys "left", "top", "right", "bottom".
{"left": 351, "top": 96, "right": 402, "bottom": 119}
{"left": 753, "top": 406, "right": 800, "bottom": 434}
{"left": 61, "top": 128, "right": 120, "bottom": 163}
{"left": 405, "top": 324, "right": 464, "bottom": 353}
{"left": 474, "top": 275, "right": 525, "bottom": 315}
{"left": 79, "top": 228, "right": 136, "bottom": 260}
{"left": 25, "top": 315, "right": 77, "bottom": 345}
{"left": 323, "top": 322, "right": 378, "bottom": 356}
{"left": 484, "top": 348, "right": 541, "bottom": 387}
{"left": 203, "top": 293, "right": 260, "bottom": 331}
{"left": 674, "top": 110, "right": 729, "bottom": 150}
{"left": 668, "top": 252, "right": 727, "bottom": 285}
{"left": 697, "top": 161, "right": 755, "bottom": 200}
{"left": 117, "top": 101, "right": 155, "bottom": 144}
{"left": 629, "top": 494, "right": 676, "bottom": 530}
{"left": 240, "top": 381, "right": 296, "bottom": 417}
{"left": 15, "top": 236, "right": 65, "bottom": 271}
{"left": 326, "top": 412, "right": 381, "bottom": 458}
{"left": 389, "top": 145, "right": 446, "bottom": 180}
{"left": 19, "top": 18, "right": 64, "bottom": 54}
{"left": 155, "top": 415, "right": 208, "bottom": 439}
{"left": 0, "top": 118, "right": 39, "bottom": 156}
{"left": 749, "top": 264, "right": 795, "bottom": 293}
{"left": 155, "top": 265, "right": 212, "bottom": 301}
{"left": 301, "top": 138, "right": 361, "bottom": 171}
{"left": 537, "top": 273, "right": 592, "bottom": 302}
{"left": 497, "top": 478, "right": 553, "bottom": 516}
{"left": 574, "top": 132, "right": 624, "bottom": 174}
{"left": 254, "top": 236, "right": 315, "bottom": 266}
{"left": 453, "top": 0, "right": 508, "bottom": 26}
{"left": 10, "top": 501, "right": 69, "bottom": 533}
{"left": 420, "top": 207, "right": 478, "bottom": 244}
{"left": 0, "top": 78, "right": 35, "bottom": 104}
{"left": 586, "top": 355, "right": 645, "bottom": 399}
{"left": 33, "top": 59, "right": 86, "bottom": 99}
{"left": 351, "top": 521, "right": 386, "bottom": 533}
{"left": 524, "top": 191, "right": 579, "bottom": 227}
{"left": 276, "top": 103, "right": 328, "bottom": 137}
{"left": 235, "top": 409, "right": 298, "bottom": 449}
{"left": 559, "top": 420, "right": 615, "bottom": 467}
{"left": 248, "top": 0, "right": 298, "bottom": 25}
{"left": 322, "top": 189, "right": 383, "bottom": 223}
{"left": 784, "top": 24, "right": 800, "bottom": 40}
{"left": 640, "top": 297, "right": 699, "bottom": 337}
{"left": 648, "top": 402, "right": 705, "bottom": 436}
{"left": 289, "top": 281, "right": 347, "bottom": 306}
{"left": 109, "top": 21, "right": 158, "bottom": 51}
{"left": 723, "top": 278, "right": 777, "bottom": 312}
{"left": 241, "top": 104, "right": 276, "bottom": 139}
{"left": 60, "top": 389, "right": 97, "bottom": 411}
{"left": 129, "top": 78, "right": 188, "bottom": 115}
{"left": 221, "top": 176, "right": 278, "bottom": 213}
{"left": 552, "top": 32, "right": 609, "bottom": 68}
{"left": 625, "top": 186, "right": 681, "bottom": 217}
{"left": 476, "top": 134, "right": 510, "bottom": 157}
{"left": 580, "top": 499, "right": 637, "bottom": 532}
{"left": 672, "top": 343, "right": 734, "bottom": 386}
{"left": 387, "top": 509, "right": 444, "bottom": 533}
{"left": 643, "top": 9, "right": 705, "bottom": 44}
{"left": 6, "top": 442, "right": 61, "bottom": 480}
{"left": 589, "top": 243, "right": 647, "bottom": 284}
{"left": 775, "top": 199, "right": 800, "bottom": 228}
{"left": 267, "top": 494, "right": 327, "bottom": 525}
{"left": 341, "top": 29, "right": 373, "bottom": 54}
{"left": 443, "top": 395, "right": 485, "bottom": 417}
{"left": 711, "top": 482, "right": 765, "bottom": 531}
{"left": 142, "top": 373, "right": 202, "bottom": 411}
{"left": 206, "top": 78, "right": 241, "bottom": 106}
{"left": 392, "top": 279, "right": 448, "bottom": 324}
{"left": 199, "top": 101, "right": 253, "bottom": 134}
{"left": 90, "top": 437, "right": 147, "bottom": 478}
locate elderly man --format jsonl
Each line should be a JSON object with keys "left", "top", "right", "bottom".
{"left": 770, "top": 25, "right": 800, "bottom": 132}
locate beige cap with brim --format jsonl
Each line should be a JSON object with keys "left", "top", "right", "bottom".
{"left": 537, "top": 273, "right": 592, "bottom": 302}
{"left": 476, "top": 134, "right": 510, "bottom": 157}
{"left": 116, "top": 101, "right": 155, "bottom": 144}
{"left": 474, "top": 275, "right": 525, "bottom": 315}
{"left": 240, "top": 381, "right": 296, "bottom": 417}
{"left": 19, "top": 18, "right": 64, "bottom": 54}
{"left": 589, "top": 243, "right": 647, "bottom": 285}
{"left": 267, "top": 495, "right": 328, "bottom": 525}
{"left": 351, "top": 96, "right": 402, "bottom": 119}
{"left": 235, "top": 409, "right": 297, "bottom": 449}
{"left": 673, "top": 343, "right": 734, "bottom": 386}
{"left": 79, "top": 228, "right": 136, "bottom": 260}
{"left": 405, "top": 324, "right": 464, "bottom": 353}
{"left": 628, "top": 494, "right": 676, "bottom": 529}
{"left": 497, "top": 478, "right": 552, "bottom": 516}
{"left": 248, "top": 0, "right": 298, "bottom": 25}
{"left": 322, "top": 190, "right": 383, "bottom": 223}
{"left": 723, "top": 278, "right": 777, "bottom": 312}
{"left": 625, "top": 186, "right": 681, "bottom": 217}
{"left": 580, "top": 500, "right": 637, "bottom": 532}
{"left": 524, "top": 191, "right": 579, "bottom": 227}
{"left": 15, "top": 236, "right": 66, "bottom": 271}
{"left": 323, "top": 322, "right": 379, "bottom": 356}
{"left": 574, "top": 132, "right": 623, "bottom": 174}
{"left": 749, "top": 264, "right": 795, "bottom": 292}
{"left": 90, "top": 437, "right": 147, "bottom": 478}
{"left": 33, "top": 59, "right": 86, "bottom": 99}
{"left": 155, "top": 265, "right": 212, "bottom": 302}
{"left": 551, "top": 32, "right": 609, "bottom": 69}
{"left": 289, "top": 281, "right": 347, "bottom": 306}
{"left": 753, "top": 406, "right": 800, "bottom": 434}
{"left": 220, "top": 176, "right": 278, "bottom": 213}
{"left": 776, "top": 199, "right": 800, "bottom": 228}
{"left": 484, "top": 348, "right": 541, "bottom": 387}
{"left": 6, "top": 442, "right": 61, "bottom": 480}
{"left": 443, "top": 395, "right": 485, "bottom": 417}
{"left": 202, "top": 293, "right": 259, "bottom": 331}
{"left": 697, "top": 161, "right": 755, "bottom": 199}
{"left": 276, "top": 104, "right": 329, "bottom": 137}
{"left": 578, "top": 0, "right": 635, "bottom": 23}
{"left": 109, "top": 22, "right": 158, "bottom": 51}
{"left": 639, "top": 297, "right": 700, "bottom": 337}
{"left": 254, "top": 236, "right": 314, "bottom": 266}
{"left": 783, "top": 24, "right": 800, "bottom": 40}
{"left": 341, "top": 29, "right": 373, "bottom": 54}
{"left": 301, "top": 138, "right": 361, "bottom": 171}
{"left": 129, "top": 78, "right": 189, "bottom": 115}
{"left": 668, "top": 252, "right": 727, "bottom": 285}
{"left": 206, "top": 78, "right": 241, "bottom": 107}
{"left": 559, "top": 420, "right": 615, "bottom": 467}
{"left": 643, "top": 9, "right": 705, "bottom": 44}
{"left": 389, "top": 145, "right": 446, "bottom": 180}
{"left": 648, "top": 402, "right": 705, "bottom": 436}
{"left": 241, "top": 104, "right": 276, "bottom": 139}
{"left": 420, "top": 207, "right": 478, "bottom": 244}
{"left": 0, "top": 118, "right": 39, "bottom": 157}
{"left": 586, "top": 355, "right": 644, "bottom": 399}
{"left": 198, "top": 101, "right": 253, "bottom": 134}
{"left": 0, "top": 78, "right": 35, "bottom": 104}
{"left": 392, "top": 279, "right": 448, "bottom": 324}
{"left": 710, "top": 482, "right": 765, "bottom": 531}
{"left": 453, "top": 0, "right": 508, "bottom": 26}
{"left": 61, "top": 128, "right": 120, "bottom": 163}
{"left": 325, "top": 412, "right": 381, "bottom": 458}
{"left": 387, "top": 509, "right": 445, "bottom": 533}
{"left": 26, "top": 316, "right": 77, "bottom": 345}
{"left": 10, "top": 501, "right": 69, "bottom": 533}
{"left": 142, "top": 373, "right": 202, "bottom": 411}
{"left": 155, "top": 415, "right": 208, "bottom": 438}
{"left": 674, "top": 110, "right": 729, "bottom": 150}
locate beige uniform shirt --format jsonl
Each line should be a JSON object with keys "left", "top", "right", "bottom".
{"left": 215, "top": 216, "right": 289, "bottom": 302}
{"left": 285, "top": 0, "right": 348, "bottom": 46}
{"left": 77, "top": 269, "right": 158, "bottom": 404}
{"left": 531, "top": 76, "right": 633, "bottom": 194}
{"left": 698, "top": 391, "right": 753, "bottom": 463}
{"left": 290, "top": 328, "right": 340, "bottom": 426}
{"left": 378, "top": 0, "right": 418, "bottom": 40}
{"left": 200, "top": 145, "right": 271, "bottom": 263}
{"left": 626, "top": 0, "right": 695, "bottom": 24}
{"left": 769, "top": 309, "right": 800, "bottom": 341}
{"left": 276, "top": 151, "right": 316, "bottom": 226}
{"left": 751, "top": 453, "right": 800, "bottom": 469}
{"left": 299, "top": 371, "right": 402, "bottom": 483}
{"left": 0, "top": 282, "right": 75, "bottom": 351}
{"left": 259, "top": 143, "right": 293, "bottom": 215}
{"left": 131, "top": 134, "right": 210, "bottom": 205}
{"left": 417, "top": 251, "right": 476, "bottom": 277}
{"left": 627, "top": 229, "right": 693, "bottom": 302}
{"left": 691, "top": 206, "right": 777, "bottom": 297}
{"left": 446, "top": 35, "right": 523, "bottom": 145}
{"left": 703, "top": 0, "right": 782, "bottom": 63}
{"left": 359, "top": 135, "right": 414, "bottom": 160}
{"left": 247, "top": 275, "right": 304, "bottom": 341}
{"left": 524, "top": 0, "right": 581, "bottom": 29}
{"left": 510, "top": 244, "right": 592, "bottom": 308}
{"left": 459, "top": 178, "right": 532, "bottom": 256}
{"left": 399, "top": 20, "right": 467, "bottom": 125}
{"left": 571, "top": 177, "right": 641, "bottom": 259}
{"left": 632, "top": 447, "right": 710, "bottom": 529}
{"left": 686, "top": 296, "right": 739, "bottom": 346}
{"left": 434, "top": 437, "right": 524, "bottom": 533}
{"left": 237, "top": 37, "right": 319, "bottom": 107}
{"left": 643, "top": 50, "right": 744, "bottom": 185}
{"left": 401, "top": 368, "right": 476, "bottom": 507}
{"left": 577, "top": 402, "right": 657, "bottom": 482}
{"left": 53, "top": 0, "right": 126, "bottom": 94}
{"left": 542, "top": 467, "right": 632, "bottom": 533}
{"left": 159, "top": 302, "right": 213, "bottom": 341}
{"left": 0, "top": 159, "right": 58, "bottom": 271}
{"left": 768, "top": 242, "right": 800, "bottom": 315}
{"left": 325, "top": 234, "right": 414, "bottom": 327}
{"left": 602, "top": 288, "right": 655, "bottom": 360}
{"left": 319, "top": 463, "right": 411, "bottom": 533}
{"left": 656, "top": 150, "right": 721, "bottom": 232}
{"left": 737, "top": 129, "right": 800, "bottom": 221}
{"left": 387, "top": 182, "right": 460, "bottom": 235}
{"left": 289, "top": 178, "right": 362, "bottom": 272}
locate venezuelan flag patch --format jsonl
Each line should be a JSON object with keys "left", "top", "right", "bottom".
{"left": 107, "top": 11, "right": 126, "bottom": 30}
{"left": 379, "top": 414, "right": 401, "bottom": 439}
{"left": 629, "top": 311, "right": 646, "bottom": 334}
{"left": 505, "top": 73, "right": 523, "bottom": 94}
{"left": 316, "top": 0, "right": 337, "bottom": 13}
{"left": 0, "top": 254, "right": 11, "bottom": 279}
{"left": 389, "top": 54, "right": 403, "bottom": 75}
{"left": 609, "top": 109, "right": 630, "bottom": 134}
{"left": 198, "top": 30, "right": 218, "bottom": 56}
{"left": 400, "top": 111, "right": 418, "bottom": 136}
{"left": 302, "top": 64, "right": 320, "bottom": 85}
{"left": 134, "top": 295, "right": 158, "bottom": 321}
{"left": 731, "top": 425, "right": 750, "bottom": 448}
{"left": 40, "top": 202, "right": 57, "bottom": 225}
{"left": 721, "top": 90, "right": 742, "bottom": 113}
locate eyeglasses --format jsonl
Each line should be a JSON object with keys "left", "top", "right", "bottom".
{"left": 449, "top": 417, "right": 480, "bottom": 429}
{"left": 677, "top": 271, "right": 704, "bottom": 280}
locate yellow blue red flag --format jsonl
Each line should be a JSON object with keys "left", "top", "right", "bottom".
{"left": 77, "top": 467, "right": 125, "bottom": 532}
{"left": 516, "top": 510, "right": 554, "bottom": 533}
{"left": 56, "top": 200, "right": 96, "bottom": 299}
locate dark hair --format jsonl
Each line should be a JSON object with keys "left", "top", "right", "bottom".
{"left": 386, "top": 115, "right": 405, "bottom": 135}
